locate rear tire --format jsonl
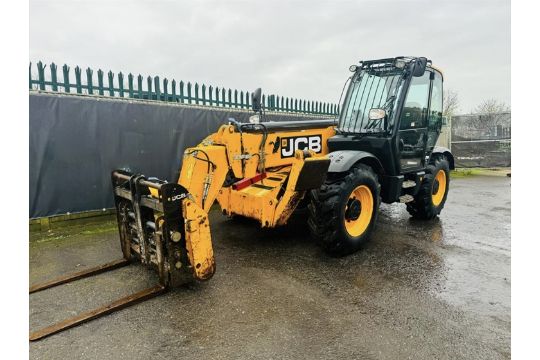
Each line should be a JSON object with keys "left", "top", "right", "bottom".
{"left": 406, "top": 156, "right": 450, "bottom": 219}
{"left": 308, "top": 164, "right": 380, "bottom": 256}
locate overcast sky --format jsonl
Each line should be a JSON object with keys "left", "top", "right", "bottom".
{"left": 30, "top": 0, "right": 510, "bottom": 113}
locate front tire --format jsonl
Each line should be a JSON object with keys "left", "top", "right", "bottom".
{"left": 308, "top": 164, "right": 380, "bottom": 256}
{"left": 406, "top": 156, "right": 450, "bottom": 219}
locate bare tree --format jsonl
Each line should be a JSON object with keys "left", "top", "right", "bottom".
{"left": 443, "top": 89, "right": 460, "bottom": 117}
{"left": 471, "top": 99, "right": 510, "bottom": 129}
{"left": 473, "top": 98, "right": 510, "bottom": 115}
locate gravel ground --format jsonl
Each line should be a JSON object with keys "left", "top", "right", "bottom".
{"left": 29, "top": 175, "right": 511, "bottom": 359}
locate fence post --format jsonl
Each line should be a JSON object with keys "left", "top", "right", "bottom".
{"left": 179, "top": 81, "right": 185, "bottom": 103}
{"left": 108, "top": 71, "right": 114, "bottom": 96}
{"left": 37, "top": 61, "right": 46, "bottom": 90}
{"left": 147, "top": 76, "right": 153, "bottom": 100}
{"left": 137, "top": 74, "right": 143, "bottom": 99}
{"left": 118, "top": 72, "right": 124, "bottom": 97}
{"left": 228, "top": 89, "right": 232, "bottom": 107}
{"left": 63, "top": 65, "right": 71, "bottom": 93}
{"left": 74, "top": 66, "right": 82, "bottom": 94}
{"left": 97, "top": 69, "right": 104, "bottom": 95}
{"left": 215, "top": 87, "right": 220, "bottom": 107}
{"left": 128, "top": 73, "right": 134, "bottom": 98}
{"left": 194, "top": 83, "right": 199, "bottom": 105}
{"left": 84, "top": 67, "right": 93, "bottom": 94}
{"left": 246, "top": 91, "right": 250, "bottom": 109}
{"left": 163, "top": 78, "right": 169, "bottom": 101}
{"left": 154, "top": 76, "right": 161, "bottom": 101}
{"left": 187, "top": 82, "right": 192, "bottom": 104}
{"left": 201, "top": 84, "right": 207, "bottom": 105}
{"left": 29, "top": 62, "right": 33, "bottom": 89}
{"left": 171, "top": 79, "right": 177, "bottom": 102}
{"left": 50, "top": 63, "right": 58, "bottom": 92}
{"left": 208, "top": 85, "right": 213, "bottom": 106}
{"left": 221, "top": 88, "right": 226, "bottom": 107}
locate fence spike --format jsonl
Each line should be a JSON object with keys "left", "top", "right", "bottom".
{"left": 85, "top": 67, "right": 93, "bottom": 95}
{"left": 97, "top": 69, "right": 104, "bottom": 95}
{"left": 201, "top": 84, "right": 206, "bottom": 105}
{"left": 107, "top": 71, "right": 114, "bottom": 96}
{"left": 187, "top": 82, "right": 192, "bottom": 104}
{"left": 227, "top": 88, "right": 232, "bottom": 107}
{"left": 208, "top": 85, "right": 213, "bottom": 106}
{"left": 194, "top": 83, "right": 200, "bottom": 104}
{"left": 240, "top": 90, "right": 244, "bottom": 108}
{"left": 215, "top": 87, "right": 220, "bottom": 106}
{"left": 154, "top": 76, "right": 161, "bottom": 101}
{"left": 193, "top": 83, "right": 199, "bottom": 105}
{"left": 74, "top": 66, "right": 82, "bottom": 94}
{"left": 29, "top": 62, "right": 33, "bottom": 89}
{"left": 162, "top": 78, "right": 168, "bottom": 102}
{"left": 118, "top": 72, "right": 124, "bottom": 97}
{"left": 147, "top": 76, "right": 153, "bottom": 100}
{"left": 221, "top": 88, "right": 226, "bottom": 107}
{"left": 128, "top": 73, "right": 134, "bottom": 98}
{"left": 37, "top": 61, "right": 46, "bottom": 90}
{"left": 50, "top": 63, "right": 58, "bottom": 92}
{"left": 246, "top": 90, "right": 250, "bottom": 108}
{"left": 179, "top": 80, "right": 185, "bottom": 103}
{"left": 171, "top": 79, "right": 177, "bottom": 102}
{"left": 62, "top": 64, "right": 71, "bottom": 93}
{"left": 137, "top": 74, "right": 143, "bottom": 99}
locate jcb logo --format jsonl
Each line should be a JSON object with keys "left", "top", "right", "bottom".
{"left": 171, "top": 193, "right": 187, "bottom": 201}
{"left": 281, "top": 135, "right": 322, "bottom": 158}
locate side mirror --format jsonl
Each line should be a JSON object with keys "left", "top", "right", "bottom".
{"left": 251, "top": 88, "right": 262, "bottom": 112}
{"left": 411, "top": 57, "right": 428, "bottom": 77}
{"left": 368, "top": 108, "right": 386, "bottom": 121}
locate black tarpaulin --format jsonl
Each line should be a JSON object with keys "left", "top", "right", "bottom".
{"left": 29, "top": 93, "right": 332, "bottom": 218}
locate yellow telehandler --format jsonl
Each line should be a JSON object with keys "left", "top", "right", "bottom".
{"left": 30, "top": 56, "right": 454, "bottom": 340}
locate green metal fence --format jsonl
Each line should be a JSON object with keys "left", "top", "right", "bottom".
{"left": 29, "top": 61, "right": 339, "bottom": 116}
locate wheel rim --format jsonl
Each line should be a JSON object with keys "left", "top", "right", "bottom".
{"left": 344, "top": 185, "right": 373, "bottom": 237}
{"left": 432, "top": 170, "right": 447, "bottom": 206}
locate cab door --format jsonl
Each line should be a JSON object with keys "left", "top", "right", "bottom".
{"left": 397, "top": 71, "right": 431, "bottom": 172}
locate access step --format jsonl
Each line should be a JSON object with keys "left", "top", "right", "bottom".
{"left": 399, "top": 194, "right": 414, "bottom": 203}
{"left": 402, "top": 180, "right": 416, "bottom": 189}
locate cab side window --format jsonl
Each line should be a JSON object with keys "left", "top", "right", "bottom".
{"left": 399, "top": 71, "right": 430, "bottom": 130}
{"left": 428, "top": 72, "right": 443, "bottom": 130}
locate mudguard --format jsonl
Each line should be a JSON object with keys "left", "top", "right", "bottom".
{"left": 327, "top": 150, "right": 384, "bottom": 174}
{"left": 431, "top": 146, "right": 455, "bottom": 169}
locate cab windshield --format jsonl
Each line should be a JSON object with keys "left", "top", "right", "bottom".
{"left": 338, "top": 66, "right": 405, "bottom": 134}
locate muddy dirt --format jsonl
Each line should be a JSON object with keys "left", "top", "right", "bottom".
{"left": 29, "top": 175, "right": 510, "bottom": 359}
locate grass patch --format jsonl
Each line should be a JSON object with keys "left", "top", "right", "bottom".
{"left": 30, "top": 220, "right": 117, "bottom": 244}
{"left": 450, "top": 169, "right": 480, "bottom": 178}
{"left": 451, "top": 167, "right": 511, "bottom": 178}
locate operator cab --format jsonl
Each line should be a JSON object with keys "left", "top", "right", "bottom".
{"left": 330, "top": 56, "right": 444, "bottom": 176}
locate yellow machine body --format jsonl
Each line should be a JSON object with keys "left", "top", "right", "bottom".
{"left": 175, "top": 121, "right": 336, "bottom": 280}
